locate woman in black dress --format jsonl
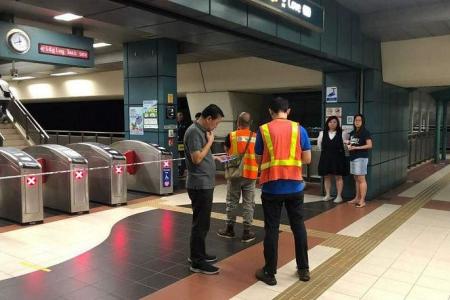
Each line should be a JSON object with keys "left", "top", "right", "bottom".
{"left": 318, "top": 116, "right": 349, "bottom": 203}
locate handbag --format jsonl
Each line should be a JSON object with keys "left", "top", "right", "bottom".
{"left": 224, "top": 132, "right": 253, "bottom": 179}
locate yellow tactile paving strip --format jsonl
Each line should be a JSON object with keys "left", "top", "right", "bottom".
{"left": 276, "top": 172, "right": 450, "bottom": 300}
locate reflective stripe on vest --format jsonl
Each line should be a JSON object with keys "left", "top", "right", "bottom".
{"left": 229, "top": 129, "right": 258, "bottom": 180}
{"left": 231, "top": 131, "right": 238, "bottom": 154}
{"left": 260, "top": 122, "right": 302, "bottom": 170}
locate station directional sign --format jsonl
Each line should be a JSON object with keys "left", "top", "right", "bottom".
{"left": 240, "top": 0, "right": 324, "bottom": 32}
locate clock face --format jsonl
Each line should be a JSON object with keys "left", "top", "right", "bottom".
{"left": 6, "top": 29, "right": 31, "bottom": 54}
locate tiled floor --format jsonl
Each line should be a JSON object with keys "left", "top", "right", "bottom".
{"left": 0, "top": 209, "right": 264, "bottom": 300}
{"left": 322, "top": 208, "right": 450, "bottom": 300}
{"left": 1, "top": 161, "right": 450, "bottom": 300}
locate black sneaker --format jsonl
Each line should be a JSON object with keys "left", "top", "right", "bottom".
{"left": 255, "top": 268, "right": 277, "bottom": 286}
{"left": 217, "top": 226, "right": 235, "bottom": 239}
{"left": 188, "top": 254, "right": 217, "bottom": 264}
{"left": 241, "top": 230, "right": 256, "bottom": 243}
{"left": 298, "top": 268, "right": 310, "bottom": 282}
{"left": 190, "top": 261, "right": 219, "bottom": 275}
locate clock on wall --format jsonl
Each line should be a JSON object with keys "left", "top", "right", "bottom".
{"left": 6, "top": 29, "right": 31, "bottom": 54}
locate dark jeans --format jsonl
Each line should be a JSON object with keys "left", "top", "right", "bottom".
{"left": 178, "top": 151, "right": 186, "bottom": 176}
{"left": 188, "top": 188, "right": 214, "bottom": 264}
{"left": 261, "top": 191, "right": 309, "bottom": 275}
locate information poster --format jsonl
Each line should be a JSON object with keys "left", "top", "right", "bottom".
{"left": 143, "top": 100, "right": 158, "bottom": 129}
{"left": 326, "top": 86, "right": 338, "bottom": 103}
{"left": 325, "top": 107, "right": 342, "bottom": 125}
{"left": 129, "top": 107, "right": 144, "bottom": 135}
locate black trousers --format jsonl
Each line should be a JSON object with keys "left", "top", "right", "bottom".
{"left": 188, "top": 188, "right": 214, "bottom": 264}
{"left": 178, "top": 151, "right": 186, "bottom": 176}
{"left": 261, "top": 191, "right": 309, "bottom": 275}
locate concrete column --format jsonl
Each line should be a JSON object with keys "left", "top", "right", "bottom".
{"left": 435, "top": 100, "right": 443, "bottom": 163}
{"left": 123, "top": 38, "right": 177, "bottom": 147}
{"left": 441, "top": 101, "right": 448, "bottom": 160}
{"left": 323, "top": 71, "right": 361, "bottom": 199}
{"left": 123, "top": 39, "right": 178, "bottom": 185}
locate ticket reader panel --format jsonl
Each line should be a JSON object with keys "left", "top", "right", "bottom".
{"left": 66, "top": 142, "right": 127, "bottom": 205}
{"left": 0, "top": 147, "right": 43, "bottom": 224}
{"left": 23, "top": 145, "right": 89, "bottom": 213}
{"left": 111, "top": 140, "right": 173, "bottom": 195}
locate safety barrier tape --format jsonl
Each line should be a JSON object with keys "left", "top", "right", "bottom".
{"left": 0, "top": 152, "right": 228, "bottom": 181}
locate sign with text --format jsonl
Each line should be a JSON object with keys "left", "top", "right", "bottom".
{"left": 38, "top": 44, "right": 89, "bottom": 60}
{"left": 0, "top": 21, "right": 94, "bottom": 68}
{"left": 162, "top": 169, "right": 171, "bottom": 187}
{"left": 241, "top": 0, "right": 324, "bottom": 32}
{"left": 143, "top": 100, "right": 158, "bottom": 129}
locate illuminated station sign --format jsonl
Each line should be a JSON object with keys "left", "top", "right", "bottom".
{"left": 241, "top": 0, "right": 324, "bottom": 32}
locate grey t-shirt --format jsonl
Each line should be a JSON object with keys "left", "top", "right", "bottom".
{"left": 184, "top": 122, "right": 216, "bottom": 189}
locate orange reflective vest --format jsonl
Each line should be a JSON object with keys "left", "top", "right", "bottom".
{"left": 259, "top": 119, "right": 303, "bottom": 184}
{"left": 227, "top": 129, "right": 258, "bottom": 179}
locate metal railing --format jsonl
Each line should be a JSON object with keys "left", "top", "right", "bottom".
{"left": 408, "top": 132, "right": 435, "bottom": 167}
{"left": 8, "top": 97, "right": 49, "bottom": 145}
{"left": 46, "top": 130, "right": 126, "bottom": 146}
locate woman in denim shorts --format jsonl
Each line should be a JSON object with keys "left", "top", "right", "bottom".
{"left": 347, "top": 114, "right": 372, "bottom": 208}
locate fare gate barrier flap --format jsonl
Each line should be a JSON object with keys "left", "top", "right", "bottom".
{"left": 23, "top": 144, "right": 89, "bottom": 214}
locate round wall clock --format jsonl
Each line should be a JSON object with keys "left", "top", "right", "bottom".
{"left": 6, "top": 29, "right": 31, "bottom": 54}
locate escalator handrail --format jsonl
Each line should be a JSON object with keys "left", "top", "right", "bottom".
{"left": 11, "top": 96, "right": 49, "bottom": 142}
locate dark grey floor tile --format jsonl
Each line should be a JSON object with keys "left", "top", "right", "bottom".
{"left": 64, "top": 285, "right": 111, "bottom": 300}
{"left": 161, "top": 264, "right": 192, "bottom": 279}
{"left": 141, "top": 258, "right": 178, "bottom": 272}
{"left": 137, "top": 273, "right": 178, "bottom": 290}
{"left": 109, "top": 282, "right": 156, "bottom": 300}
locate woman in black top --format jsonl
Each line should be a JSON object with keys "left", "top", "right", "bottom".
{"left": 347, "top": 114, "right": 372, "bottom": 208}
{"left": 318, "top": 116, "right": 349, "bottom": 204}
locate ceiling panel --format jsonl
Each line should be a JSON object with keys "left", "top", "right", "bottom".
{"left": 19, "top": 0, "right": 125, "bottom": 16}
{"left": 139, "top": 21, "right": 214, "bottom": 40}
{"left": 338, "top": 0, "right": 450, "bottom": 41}
{"left": 336, "top": 0, "right": 443, "bottom": 15}
{"left": 91, "top": 6, "right": 175, "bottom": 28}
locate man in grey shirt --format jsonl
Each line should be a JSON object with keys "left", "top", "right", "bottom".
{"left": 184, "top": 104, "right": 224, "bottom": 275}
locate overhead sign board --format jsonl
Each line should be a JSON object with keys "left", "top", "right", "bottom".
{"left": 0, "top": 21, "right": 94, "bottom": 68}
{"left": 241, "top": 0, "right": 324, "bottom": 32}
{"left": 38, "top": 44, "right": 89, "bottom": 60}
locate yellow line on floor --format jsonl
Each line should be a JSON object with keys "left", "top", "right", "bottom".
{"left": 20, "top": 261, "right": 51, "bottom": 272}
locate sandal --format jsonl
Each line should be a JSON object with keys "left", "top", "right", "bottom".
{"left": 355, "top": 202, "right": 366, "bottom": 208}
{"left": 348, "top": 199, "right": 358, "bottom": 204}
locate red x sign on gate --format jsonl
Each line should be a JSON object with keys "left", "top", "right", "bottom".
{"left": 74, "top": 170, "right": 84, "bottom": 179}
{"left": 114, "top": 166, "right": 123, "bottom": 175}
{"left": 163, "top": 160, "right": 170, "bottom": 168}
{"left": 26, "top": 176, "right": 36, "bottom": 187}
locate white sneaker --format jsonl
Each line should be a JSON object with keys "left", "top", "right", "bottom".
{"left": 333, "top": 196, "right": 343, "bottom": 204}
{"left": 322, "top": 195, "right": 333, "bottom": 201}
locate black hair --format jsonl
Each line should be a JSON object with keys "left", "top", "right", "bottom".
{"left": 194, "top": 112, "right": 201, "bottom": 119}
{"left": 269, "top": 97, "right": 290, "bottom": 113}
{"left": 325, "top": 116, "right": 342, "bottom": 133}
{"left": 353, "top": 113, "right": 366, "bottom": 134}
{"left": 201, "top": 104, "right": 224, "bottom": 119}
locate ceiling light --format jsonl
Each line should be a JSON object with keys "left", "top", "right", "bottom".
{"left": 54, "top": 13, "right": 83, "bottom": 22}
{"left": 12, "top": 76, "right": 35, "bottom": 81}
{"left": 50, "top": 71, "right": 77, "bottom": 77}
{"left": 93, "top": 42, "right": 112, "bottom": 48}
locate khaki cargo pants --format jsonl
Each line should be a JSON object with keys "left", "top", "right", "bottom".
{"left": 225, "top": 177, "right": 256, "bottom": 227}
